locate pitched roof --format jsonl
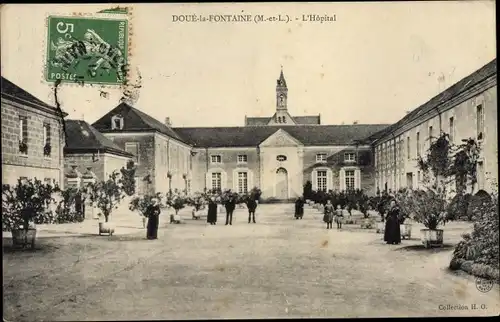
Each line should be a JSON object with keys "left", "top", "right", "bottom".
{"left": 245, "top": 114, "right": 321, "bottom": 126}
{"left": 173, "top": 124, "right": 389, "bottom": 148}
{"left": 293, "top": 115, "right": 321, "bottom": 125}
{"left": 1, "top": 76, "right": 67, "bottom": 116}
{"left": 277, "top": 69, "right": 287, "bottom": 87}
{"left": 91, "top": 102, "right": 187, "bottom": 143}
{"left": 369, "top": 58, "right": 497, "bottom": 143}
{"left": 245, "top": 116, "right": 271, "bottom": 126}
{"left": 65, "top": 119, "right": 133, "bottom": 157}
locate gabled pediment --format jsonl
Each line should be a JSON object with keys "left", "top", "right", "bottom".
{"left": 259, "top": 129, "right": 303, "bottom": 147}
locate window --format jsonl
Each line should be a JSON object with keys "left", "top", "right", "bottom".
{"left": 19, "top": 116, "right": 28, "bottom": 154}
{"left": 407, "top": 137, "right": 410, "bottom": 160}
{"left": 211, "top": 172, "right": 221, "bottom": 191}
{"left": 211, "top": 155, "right": 222, "bottom": 164}
{"left": 428, "top": 126, "right": 433, "bottom": 144}
{"left": 345, "top": 170, "right": 355, "bottom": 191}
{"left": 476, "top": 104, "right": 484, "bottom": 140}
{"left": 125, "top": 142, "right": 139, "bottom": 164}
{"left": 237, "top": 154, "right": 248, "bottom": 163}
{"left": 316, "top": 153, "right": 327, "bottom": 162}
{"left": 344, "top": 152, "right": 356, "bottom": 162}
{"left": 111, "top": 115, "right": 124, "bottom": 130}
{"left": 43, "top": 123, "right": 51, "bottom": 157}
{"left": 449, "top": 117, "right": 455, "bottom": 143}
{"left": 237, "top": 172, "right": 248, "bottom": 194}
{"left": 416, "top": 132, "right": 420, "bottom": 157}
{"left": 283, "top": 117, "right": 286, "bottom": 124}
{"left": 277, "top": 155, "right": 287, "bottom": 162}
{"left": 317, "top": 170, "right": 327, "bottom": 192}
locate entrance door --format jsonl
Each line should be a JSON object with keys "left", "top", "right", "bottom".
{"left": 276, "top": 168, "right": 289, "bottom": 199}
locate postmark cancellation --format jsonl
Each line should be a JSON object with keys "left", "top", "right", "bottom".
{"left": 44, "top": 11, "right": 131, "bottom": 86}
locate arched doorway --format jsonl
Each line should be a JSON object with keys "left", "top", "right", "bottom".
{"left": 276, "top": 167, "right": 289, "bottom": 199}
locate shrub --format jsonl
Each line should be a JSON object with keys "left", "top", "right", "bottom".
{"left": 54, "top": 188, "right": 85, "bottom": 223}
{"left": 129, "top": 192, "right": 163, "bottom": 217}
{"left": 450, "top": 185, "right": 499, "bottom": 277}
{"left": 120, "top": 159, "right": 137, "bottom": 196}
{"left": 2, "top": 178, "right": 59, "bottom": 231}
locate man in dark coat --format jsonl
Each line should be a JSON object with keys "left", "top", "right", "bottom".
{"left": 247, "top": 198, "right": 258, "bottom": 223}
{"left": 207, "top": 197, "right": 218, "bottom": 225}
{"left": 146, "top": 198, "right": 161, "bottom": 240}
{"left": 295, "top": 197, "right": 305, "bottom": 219}
{"left": 225, "top": 195, "right": 236, "bottom": 225}
{"left": 384, "top": 200, "right": 402, "bottom": 245}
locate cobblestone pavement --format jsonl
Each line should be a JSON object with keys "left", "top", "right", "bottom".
{"left": 3, "top": 204, "right": 499, "bottom": 320}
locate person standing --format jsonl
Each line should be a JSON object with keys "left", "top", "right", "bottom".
{"left": 146, "top": 198, "right": 161, "bottom": 240}
{"left": 294, "top": 197, "right": 305, "bottom": 219}
{"left": 225, "top": 194, "right": 236, "bottom": 225}
{"left": 207, "top": 197, "right": 218, "bottom": 225}
{"left": 384, "top": 200, "right": 402, "bottom": 245}
{"left": 335, "top": 204, "right": 344, "bottom": 229}
{"left": 247, "top": 197, "right": 258, "bottom": 223}
{"left": 324, "top": 200, "right": 335, "bottom": 229}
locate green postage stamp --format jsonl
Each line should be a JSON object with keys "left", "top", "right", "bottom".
{"left": 45, "top": 15, "right": 129, "bottom": 85}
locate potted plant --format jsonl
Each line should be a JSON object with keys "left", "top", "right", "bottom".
{"left": 43, "top": 143, "right": 51, "bottom": 157}
{"left": 19, "top": 139, "right": 28, "bottom": 154}
{"left": 88, "top": 171, "right": 125, "bottom": 236}
{"left": 165, "top": 190, "right": 187, "bottom": 223}
{"left": 2, "top": 178, "right": 58, "bottom": 248}
{"left": 129, "top": 192, "right": 163, "bottom": 232}
{"left": 403, "top": 188, "right": 447, "bottom": 248}
{"left": 394, "top": 189, "right": 414, "bottom": 240}
{"left": 187, "top": 192, "right": 206, "bottom": 220}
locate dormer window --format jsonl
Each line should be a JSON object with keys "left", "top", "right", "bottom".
{"left": 344, "top": 153, "right": 356, "bottom": 162}
{"left": 316, "top": 153, "right": 327, "bottom": 162}
{"left": 111, "top": 115, "right": 124, "bottom": 130}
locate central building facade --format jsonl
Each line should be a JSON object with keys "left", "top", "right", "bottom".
{"left": 93, "top": 70, "right": 388, "bottom": 199}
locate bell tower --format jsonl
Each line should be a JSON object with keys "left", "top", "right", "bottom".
{"left": 276, "top": 66, "right": 288, "bottom": 111}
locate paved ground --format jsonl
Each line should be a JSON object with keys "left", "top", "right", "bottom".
{"left": 3, "top": 204, "right": 499, "bottom": 320}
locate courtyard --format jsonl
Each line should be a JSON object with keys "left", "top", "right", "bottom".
{"left": 3, "top": 204, "right": 499, "bottom": 320}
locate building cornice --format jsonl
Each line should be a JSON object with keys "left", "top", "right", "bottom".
{"left": 373, "top": 74, "right": 497, "bottom": 145}
{"left": 2, "top": 96, "right": 68, "bottom": 118}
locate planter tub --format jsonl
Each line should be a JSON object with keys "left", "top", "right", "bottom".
{"left": 12, "top": 228, "right": 37, "bottom": 249}
{"left": 99, "top": 222, "right": 115, "bottom": 236}
{"left": 400, "top": 224, "right": 412, "bottom": 240}
{"left": 420, "top": 229, "right": 444, "bottom": 248}
{"left": 376, "top": 222, "right": 385, "bottom": 234}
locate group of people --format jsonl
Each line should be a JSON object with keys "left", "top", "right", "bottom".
{"left": 294, "top": 197, "right": 344, "bottom": 229}
{"left": 294, "top": 196, "right": 403, "bottom": 244}
{"left": 206, "top": 195, "right": 258, "bottom": 225}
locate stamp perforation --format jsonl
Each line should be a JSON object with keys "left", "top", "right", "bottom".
{"left": 40, "top": 6, "right": 134, "bottom": 90}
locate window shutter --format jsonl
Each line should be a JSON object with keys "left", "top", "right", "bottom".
{"left": 233, "top": 170, "right": 238, "bottom": 192}
{"left": 205, "top": 172, "right": 211, "bottom": 190}
{"left": 355, "top": 169, "right": 361, "bottom": 190}
{"left": 312, "top": 170, "right": 317, "bottom": 191}
{"left": 339, "top": 169, "right": 346, "bottom": 191}
{"left": 249, "top": 171, "right": 254, "bottom": 191}
{"left": 327, "top": 169, "right": 333, "bottom": 191}
{"left": 221, "top": 171, "right": 227, "bottom": 191}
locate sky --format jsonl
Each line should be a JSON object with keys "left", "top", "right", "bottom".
{"left": 1, "top": 2, "right": 496, "bottom": 128}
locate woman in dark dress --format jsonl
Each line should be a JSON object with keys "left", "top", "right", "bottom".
{"left": 384, "top": 200, "right": 402, "bottom": 245}
{"left": 146, "top": 198, "right": 161, "bottom": 240}
{"left": 294, "top": 197, "right": 305, "bottom": 219}
{"left": 207, "top": 197, "right": 218, "bottom": 225}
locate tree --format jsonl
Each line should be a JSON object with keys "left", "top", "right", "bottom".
{"left": 120, "top": 159, "right": 137, "bottom": 196}
{"left": 88, "top": 171, "right": 124, "bottom": 223}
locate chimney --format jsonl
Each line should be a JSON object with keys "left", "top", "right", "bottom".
{"left": 164, "top": 117, "right": 172, "bottom": 127}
